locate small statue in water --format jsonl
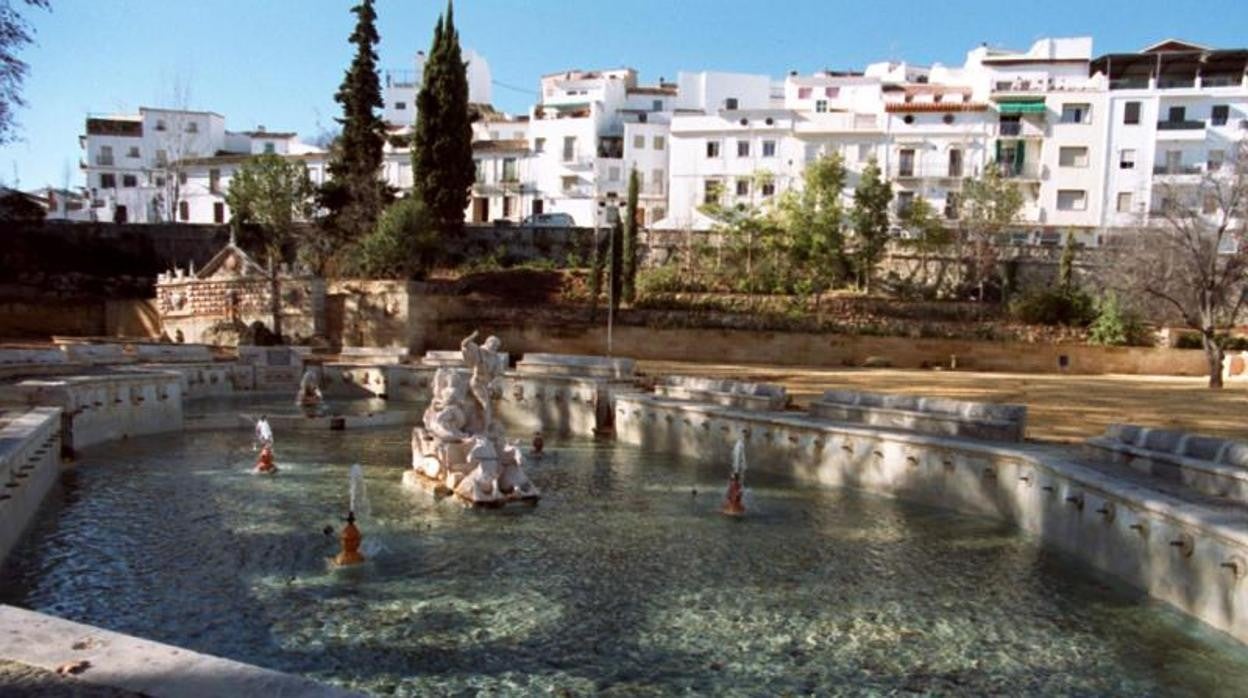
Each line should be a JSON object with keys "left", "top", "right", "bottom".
{"left": 722, "top": 436, "right": 747, "bottom": 516}
{"left": 334, "top": 511, "right": 365, "bottom": 566}
{"left": 295, "top": 369, "right": 323, "bottom": 408}
{"left": 254, "top": 444, "right": 278, "bottom": 474}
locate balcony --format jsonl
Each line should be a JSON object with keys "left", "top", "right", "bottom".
{"left": 890, "top": 163, "right": 965, "bottom": 180}
{"left": 560, "top": 185, "right": 593, "bottom": 198}
{"left": 997, "top": 121, "right": 1045, "bottom": 139}
{"left": 995, "top": 162, "right": 1043, "bottom": 180}
{"left": 1157, "top": 119, "right": 1205, "bottom": 130}
{"left": 562, "top": 155, "right": 594, "bottom": 169}
{"left": 1153, "top": 163, "right": 1203, "bottom": 177}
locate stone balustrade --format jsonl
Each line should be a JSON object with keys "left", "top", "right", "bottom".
{"left": 655, "top": 375, "right": 787, "bottom": 411}
{"left": 809, "top": 389, "right": 1027, "bottom": 441}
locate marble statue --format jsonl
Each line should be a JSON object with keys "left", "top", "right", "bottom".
{"left": 407, "top": 334, "right": 538, "bottom": 507}
{"left": 461, "top": 330, "right": 505, "bottom": 431}
{"left": 296, "top": 369, "right": 323, "bottom": 407}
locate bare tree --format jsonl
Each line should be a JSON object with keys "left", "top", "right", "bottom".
{"left": 958, "top": 165, "right": 1023, "bottom": 301}
{"left": 1113, "top": 142, "right": 1248, "bottom": 388}
{"left": 150, "top": 75, "right": 201, "bottom": 223}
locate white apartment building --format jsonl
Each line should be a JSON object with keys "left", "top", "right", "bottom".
{"left": 383, "top": 49, "right": 493, "bottom": 128}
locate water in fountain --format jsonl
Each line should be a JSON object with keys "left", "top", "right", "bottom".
{"left": 349, "top": 463, "right": 385, "bottom": 558}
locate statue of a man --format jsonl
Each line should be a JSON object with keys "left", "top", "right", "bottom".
{"left": 461, "top": 330, "right": 503, "bottom": 429}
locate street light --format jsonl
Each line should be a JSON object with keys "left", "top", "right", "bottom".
{"left": 597, "top": 196, "right": 625, "bottom": 356}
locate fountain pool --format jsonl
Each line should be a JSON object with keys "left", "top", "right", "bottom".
{"left": 3, "top": 424, "right": 1248, "bottom": 696}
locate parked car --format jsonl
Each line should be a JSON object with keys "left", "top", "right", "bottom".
{"left": 522, "top": 212, "right": 575, "bottom": 228}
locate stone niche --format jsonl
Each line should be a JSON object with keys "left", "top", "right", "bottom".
{"left": 155, "top": 237, "right": 325, "bottom": 346}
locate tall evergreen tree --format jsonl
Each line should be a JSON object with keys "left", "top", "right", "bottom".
{"left": 412, "top": 1, "right": 475, "bottom": 233}
{"left": 850, "top": 158, "right": 893, "bottom": 293}
{"left": 622, "top": 168, "right": 640, "bottom": 303}
{"left": 319, "top": 0, "right": 389, "bottom": 268}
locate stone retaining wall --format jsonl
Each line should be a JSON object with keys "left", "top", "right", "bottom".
{"left": 810, "top": 389, "right": 1027, "bottom": 442}
{"left": 0, "top": 408, "right": 62, "bottom": 566}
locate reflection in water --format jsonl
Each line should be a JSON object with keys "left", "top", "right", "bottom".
{"left": 3, "top": 426, "right": 1248, "bottom": 696}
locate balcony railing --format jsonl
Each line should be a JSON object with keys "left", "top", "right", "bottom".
{"left": 890, "top": 163, "right": 965, "bottom": 179}
{"left": 995, "top": 162, "right": 1042, "bottom": 180}
{"left": 96, "top": 155, "right": 114, "bottom": 166}
{"left": 1157, "top": 119, "right": 1205, "bottom": 131}
{"left": 1153, "top": 164, "right": 1203, "bottom": 176}
{"left": 1109, "top": 77, "right": 1150, "bottom": 90}
{"left": 1157, "top": 77, "right": 1196, "bottom": 89}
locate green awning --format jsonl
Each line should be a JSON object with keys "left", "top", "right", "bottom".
{"left": 998, "top": 101, "right": 1047, "bottom": 114}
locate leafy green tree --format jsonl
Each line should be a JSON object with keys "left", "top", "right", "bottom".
{"left": 226, "top": 154, "right": 316, "bottom": 340}
{"left": 226, "top": 154, "right": 316, "bottom": 261}
{"left": 897, "top": 195, "right": 953, "bottom": 295}
{"left": 350, "top": 197, "right": 440, "bottom": 279}
{"left": 412, "top": 0, "right": 474, "bottom": 232}
{"left": 320, "top": 0, "right": 390, "bottom": 268}
{"left": 1088, "top": 292, "right": 1148, "bottom": 346}
{"left": 849, "top": 158, "right": 892, "bottom": 292}
{"left": 775, "top": 157, "right": 850, "bottom": 300}
{"left": 960, "top": 166, "right": 1023, "bottom": 300}
{"left": 622, "top": 168, "right": 640, "bottom": 303}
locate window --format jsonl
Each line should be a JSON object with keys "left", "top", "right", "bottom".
{"left": 761, "top": 181, "right": 775, "bottom": 197}
{"left": 534, "top": 137, "right": 545, "bottom": 153}
{"left": 97, "top": 145, "right": 114, "bottom": 166}
{"left": 608, "top": 166, "right": 620, "bottom": 182}
{"left": 209, "top": 169, "right": 220, "bottom": 194}
{"left": 1056, "top": 190, "right": 1087, "bottom": 211}
{"left": 1208, "top": 149, "right": 1225, "bottom": 171}
{"left": 561, "top": 175, "right": 578, "bottom": 192}
{"left": 762, "top": 140, "right": 776, "bottom": 157}
{"left": 474, "top": 160, "right": 485, "bottom": 183}
{"left": 154, "top": 176, "right": 165, "bottom": 187}
{"left": 724, "top": 97, "right": 739, "bottom": 110}
{"left": 825, "top": 87, "right": 839, "bottom": 98}
{"left": 704, "top": 179, "right": 723, "bottom": 205}
{"left": 186, "top": 121, "right": 199, "bottom": 133}
{"left": 948, "top": 148, "right": 963, "bottom": 177}
{"left": 898, "top": 148, "right": 915, "bottom": 177}
{"left": 652, "top": 136, "right": 665, "bottom": 150}
{"left": 652, "top": 99, "right": 663, "bottom": 111}
{"left": 127, "top": 146, "right": 140, "bottom": 158}
{"left": 179, "top": 200, "right": 189, "bottom": 221}
{"left": 100, "top": 173, "right": 116, "bottom": 188}
{"left": 155, "top": 119, "right": 167, "bottom": 131}
{"left": 213, "top": 202, "right": 225, "bottom": 224}
{"left": 944, "top": 191, "right": 960, "bottom": 220}
{"left": 263, "top": 142, "right": 276, "bottom": 154}
{"left": 798, "top": 87, "right": 812, "bottom": 99}
{"left": 178, "top": 172, "right": 187, "bottom": 185}
{"left": 1119, "top": 149, "right": 1136, "bottom": 169}
{"left": 633, "top": 134, "right": 645, "bottom": 150}
{"left": 736, "top": 178, "right": 750, "bottom": 196}
{"left": 562, "top": 136, "right": 576, "bottom": 161}
{"left": 1203, "top": 194, "right": 1218, "bottom": 215}
{"left": 737, "top": 140, "right": 750, "bottom": 157}
{"left": 815, "top": 100, "right": 828, "bottom": 113}
{"left": 394, "top": 101, "right": 407, "bottom": 110}
{"left": 122, "top": 174, "right": 136, "bottom": 188}
{"left": 1060, "top": 103, "right": 1090, "bottom": 124}
{"left": 1059, "top": 146, "right": 1089, "bottom": 167}
{"left": 896, "top": 191, "right": 915, "bottom": 216}
{"left": 502, "top": 158, "right": 518, "bottom": 182}
{"left": 503, "top": 196, "right": 513, "bottom": 218}
{"left": 706, "top": 140, "right": 720, "bottom": 158}
{"left": 1123, "top": 102, "right": 1140, "bottom": 125}
{"left": 155, "top": 149, "right": 168, "bottom": 167}
{"left": 857, "top": 143, "right": 872, "bottom": 162}
{"left": 651, "top": 168, "right": 664, "bottom": 194}
{"left": 1212, "top": 105, "right": 1229, "bottom": 126}
{"left": 1167, "top": 106, "right": 1186, "bottom": 123}
{"left": 1116, "top": 192, "right": 1133, "bottom": 213}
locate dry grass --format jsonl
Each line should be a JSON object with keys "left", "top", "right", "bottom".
{"left": 638, "top": 361, "right": 1248, "bottom": 443}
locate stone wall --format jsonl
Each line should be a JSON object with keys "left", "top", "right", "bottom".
{"left": 0, "top": 408, "right": 61, "bottom": 566}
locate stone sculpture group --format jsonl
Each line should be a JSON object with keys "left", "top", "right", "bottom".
{"left": 408, "top": 331, "right": 539, "bottom": 506}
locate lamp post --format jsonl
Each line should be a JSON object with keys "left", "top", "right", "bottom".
{"left": 597, "top": 195, "right": 624, "bottom": 356}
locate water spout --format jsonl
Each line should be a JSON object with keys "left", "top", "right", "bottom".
{"left": 349, "top": 464, "right": 371, "bottom": 521}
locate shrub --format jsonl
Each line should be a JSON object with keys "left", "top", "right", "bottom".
{"left": 1009, "top": 286, "right": 1095, "bottom": 326}
{"left": 1087, "top": 293, "right": 1150, "bottom": 346}
{"left": 636, "top": 264, "right": 690, "bottom": 295}
{"left": 349, "top": 197, "right": 439, "bottom": 278}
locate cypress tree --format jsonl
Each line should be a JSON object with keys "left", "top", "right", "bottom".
{"left": 413, "top": 0, "right": 475, "bottom": 233}
{"left": 322, "top": 0, "right": 388, "bottom": 250}
{"left": 622, "top": 168, "right": 640, "bottom": 303}
{"left": 1059, "top": 231, "right": 1076, "bottom": 289}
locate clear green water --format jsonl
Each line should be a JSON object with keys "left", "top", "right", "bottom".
{"left": 4, "top": 424, "right": 1248, "bottom": 696}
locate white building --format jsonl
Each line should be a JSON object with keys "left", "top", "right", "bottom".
{"left": 383, "top": 49, "right": 493, "bottom": 128}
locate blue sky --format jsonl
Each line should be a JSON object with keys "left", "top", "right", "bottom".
{"left": 3, "top": 0, "right": 1246, "bottom": 189}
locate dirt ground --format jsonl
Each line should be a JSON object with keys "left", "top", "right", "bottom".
{"left": 637, "top": 361, "right": 1248, "bottom": 443}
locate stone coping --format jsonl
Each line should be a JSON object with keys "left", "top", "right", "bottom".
{"left": 814, "top": 389, "right": 1026, "bottom": 424}
{"left": 0, "top": 605, "right": 360, "bottom": 698}
{"left": 615, "top": 393, "right": 1248, "bottom": 550}
{"left": 0, "top": 348, "right": 67, "bottom": 365}
{"left": 421, "top": 350, "right": 511, "bottom": 368}
{"left": 658, "top": 374, "right": 786, "bottom": 398}
{"left": 14, "top": 370, "right": 184, "bottom": 389}
{"left": 515, "top": 353, "right": 636, "bottom": 379}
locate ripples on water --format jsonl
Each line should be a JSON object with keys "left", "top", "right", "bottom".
{"left": 3, "top": 425, "right": 1248, "bottom": 696}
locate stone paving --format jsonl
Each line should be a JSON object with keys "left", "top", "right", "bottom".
{"left": 0, "top": 660, "right": 138, "bottom": 697}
